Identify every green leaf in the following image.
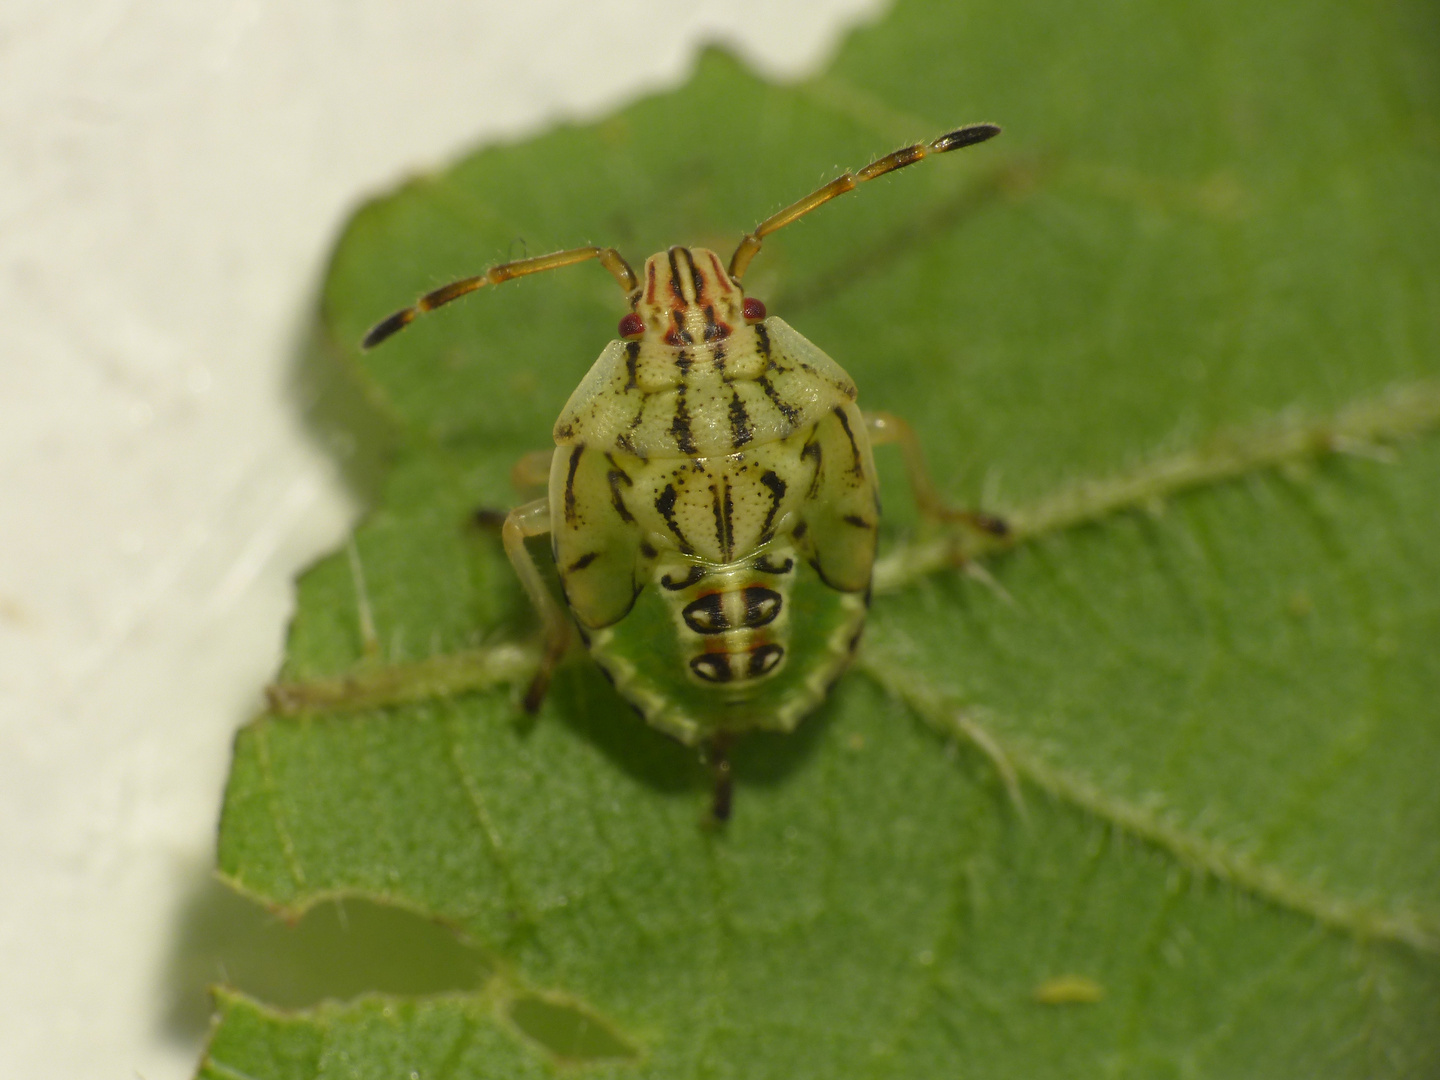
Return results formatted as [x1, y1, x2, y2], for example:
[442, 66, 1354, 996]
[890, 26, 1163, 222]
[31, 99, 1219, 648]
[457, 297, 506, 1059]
[204, 0, 1440, 1075]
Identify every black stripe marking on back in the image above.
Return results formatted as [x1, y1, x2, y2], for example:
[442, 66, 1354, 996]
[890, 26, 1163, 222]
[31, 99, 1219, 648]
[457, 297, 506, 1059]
[680, 247, 701, 295]
[563, 445, 584, 524]
[723, 480, 735, 557]
[623, 340, 640, 390]
[710, 479, 733, 561]
[667, 248, 685, 301]
[757, 374, 800, 426]
[728, 388, 753, 448]
[833, 406, 865, 476]
[670, 389, 697, 454]
[605, 455, 635, 523]
[661, 564, 705, 590]
[567, 552, 599, 572]
[755, 554, 793, 574]
[655, 483, 689, 548]
[672, 246, 701, 302]
[703, 304, 724, 342]
[801, 438, 822, 497]
[758, 469, 786, 539]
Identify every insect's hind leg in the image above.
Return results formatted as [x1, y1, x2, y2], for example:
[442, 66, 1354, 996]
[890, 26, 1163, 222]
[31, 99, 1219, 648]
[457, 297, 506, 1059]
[864, 411, 1008, 537]
[502, 498, 571, 712]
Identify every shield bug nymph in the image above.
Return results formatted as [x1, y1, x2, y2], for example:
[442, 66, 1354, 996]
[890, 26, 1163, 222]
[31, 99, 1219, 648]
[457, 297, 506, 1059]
[365, 123, 1008, 819]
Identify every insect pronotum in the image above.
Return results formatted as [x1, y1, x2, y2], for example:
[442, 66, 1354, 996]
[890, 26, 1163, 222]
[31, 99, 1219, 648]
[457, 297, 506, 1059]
[365, 123, 1007, 820]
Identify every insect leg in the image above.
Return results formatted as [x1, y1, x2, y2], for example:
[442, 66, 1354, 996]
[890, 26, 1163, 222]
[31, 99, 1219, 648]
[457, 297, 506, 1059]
[728, 123, 1001, 280]
[864, 411, 1008, 536]
[502, 498, 571, 712]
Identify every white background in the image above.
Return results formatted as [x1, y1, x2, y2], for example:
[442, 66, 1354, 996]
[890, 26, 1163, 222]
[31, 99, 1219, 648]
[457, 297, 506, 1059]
[0, 3, 881, 1077]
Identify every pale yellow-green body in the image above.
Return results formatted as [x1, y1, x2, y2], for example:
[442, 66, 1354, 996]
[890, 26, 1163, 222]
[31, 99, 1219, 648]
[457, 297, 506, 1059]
[550, 317, 877, 619]
[542, 248, 881, 744]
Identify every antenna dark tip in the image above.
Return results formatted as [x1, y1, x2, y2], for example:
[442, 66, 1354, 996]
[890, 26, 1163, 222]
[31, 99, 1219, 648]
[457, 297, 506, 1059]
[361, 308, 414, 350]
[933, 123, 1002, 153]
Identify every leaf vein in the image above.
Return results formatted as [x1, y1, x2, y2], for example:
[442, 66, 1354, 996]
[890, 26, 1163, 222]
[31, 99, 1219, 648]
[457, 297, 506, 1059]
[873, 379, 1440, 592]
[442, 707, 534, 928]
[860, 659, 1440, 955]
[254, 719, 306, 890]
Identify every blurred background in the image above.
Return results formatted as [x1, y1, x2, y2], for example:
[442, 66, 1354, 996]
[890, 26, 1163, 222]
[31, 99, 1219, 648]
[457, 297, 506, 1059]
[0, 3, 883, 1077]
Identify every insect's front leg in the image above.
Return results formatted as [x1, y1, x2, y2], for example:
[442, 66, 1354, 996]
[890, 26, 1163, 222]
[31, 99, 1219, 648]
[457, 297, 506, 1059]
[502, 498, 571, 712]
[863, 411, 1008, 537]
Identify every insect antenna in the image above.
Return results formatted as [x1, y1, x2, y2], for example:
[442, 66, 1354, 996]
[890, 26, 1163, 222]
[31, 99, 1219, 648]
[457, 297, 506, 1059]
[363, 245, 639, 349]
[728, 123, 1001, 282]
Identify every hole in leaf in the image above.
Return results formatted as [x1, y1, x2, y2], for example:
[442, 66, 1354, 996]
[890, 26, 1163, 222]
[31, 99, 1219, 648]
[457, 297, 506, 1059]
[507, 992, 639, 1063]
[165, 879, 489, 1041]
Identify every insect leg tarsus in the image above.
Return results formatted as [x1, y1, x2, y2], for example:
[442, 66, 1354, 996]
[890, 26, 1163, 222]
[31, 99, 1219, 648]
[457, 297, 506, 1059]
[501, 498, 570, 712]
[864, 410, 1009, 537]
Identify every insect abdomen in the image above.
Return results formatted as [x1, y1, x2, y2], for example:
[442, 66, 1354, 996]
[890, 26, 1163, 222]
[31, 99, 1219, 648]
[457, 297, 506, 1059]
[585, 544, 866, 745]
[663, 561, 792, 689]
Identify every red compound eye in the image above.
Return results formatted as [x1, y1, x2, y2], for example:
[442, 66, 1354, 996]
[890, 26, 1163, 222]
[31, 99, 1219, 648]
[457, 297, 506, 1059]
[618, 312, 645, 338]
[741, 297, 766, 322]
